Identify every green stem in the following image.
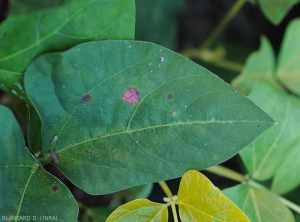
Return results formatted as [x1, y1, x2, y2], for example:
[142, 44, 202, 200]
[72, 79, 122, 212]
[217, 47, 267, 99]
[180, 48, 244, 72]
[207, 166, 300, 214]
[159, 181, 179, 221]
[205, 165, 245, 182]
[200, 0, 247, 49]
[279, 197, 300, 214]
[171, 202, 179, 222]
[158, 181, 173, 199]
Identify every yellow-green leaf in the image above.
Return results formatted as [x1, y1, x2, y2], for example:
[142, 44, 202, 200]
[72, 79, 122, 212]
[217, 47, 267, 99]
[106, 199, 168, 222]
[177, 170, 250, 222]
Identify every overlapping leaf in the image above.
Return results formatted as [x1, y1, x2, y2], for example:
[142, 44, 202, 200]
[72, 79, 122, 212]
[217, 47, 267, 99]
[106, 199, 168, 222]
[0, 0, 135, 100]
[223, 184, 295, 222]
[231, 36, 282, 95]
[239, 82, 300, 194]
[257, 0, 300, 25]
[0, 105, 78, 220]
[135, 0, 183, 49]
[177, 170, 250, 221]
[25, 40, 274, 194]
[277, 18, 300, 96]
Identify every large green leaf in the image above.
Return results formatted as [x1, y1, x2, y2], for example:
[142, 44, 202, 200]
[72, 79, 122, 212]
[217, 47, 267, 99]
[0, 105, 78, 220]
[257, 0, 300, 25]
[135, 0, 183, 49]
[223, 184, 295, 222]
[277, 18, 300, 96]
[24, 40, 274, 194]
[0, 0, 135, 100]
[177, 170, 250, 221]
[231, 36, 282, 95]
[240, 82, 300, 187]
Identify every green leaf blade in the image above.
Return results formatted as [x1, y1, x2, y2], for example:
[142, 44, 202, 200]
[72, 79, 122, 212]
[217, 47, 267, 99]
[277, 18, 300, 96]
[231, 36, 282, 95]
[177, 170, 250, 222]
[0, 105, 78, 220]
[257, 0, 300, 25]
[223, 184, 295, 222]
[25, 40, 275, 194]
[0, 0, 135, 99]
[240, 82, 300, 182]
[106, 199, 168, 222]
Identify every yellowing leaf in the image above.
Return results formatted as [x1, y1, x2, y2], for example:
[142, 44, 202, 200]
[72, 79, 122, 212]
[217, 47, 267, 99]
[106, 199, 168, 222]
[177, 170, 250, 222]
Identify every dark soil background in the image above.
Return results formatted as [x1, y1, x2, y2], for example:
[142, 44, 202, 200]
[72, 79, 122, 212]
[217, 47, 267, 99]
[1, 0, 300, 221]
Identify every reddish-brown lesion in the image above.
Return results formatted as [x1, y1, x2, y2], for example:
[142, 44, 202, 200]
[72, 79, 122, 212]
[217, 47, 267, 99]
[122, 88, 140, 105]
[80, 94, 91, 103]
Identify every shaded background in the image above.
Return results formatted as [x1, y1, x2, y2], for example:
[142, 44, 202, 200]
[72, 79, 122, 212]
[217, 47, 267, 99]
[1, 0, 300, 221]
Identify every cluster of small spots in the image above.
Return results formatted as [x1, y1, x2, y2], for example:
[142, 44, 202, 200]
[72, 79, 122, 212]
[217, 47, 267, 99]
[84, 149, 100, 155]
[52, 185, 59, 192]
[167, 94, 173, 100]
[80, 94, 91, 103]
[122, 88, 140, 105]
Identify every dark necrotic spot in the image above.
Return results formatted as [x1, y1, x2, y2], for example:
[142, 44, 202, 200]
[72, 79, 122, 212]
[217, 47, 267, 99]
[122, 88, 140, 105]
[80, 94, 91, 103]
[257, 124, 260, 128]
[167, 94, 173, 100]
[52, 185, 58, 192]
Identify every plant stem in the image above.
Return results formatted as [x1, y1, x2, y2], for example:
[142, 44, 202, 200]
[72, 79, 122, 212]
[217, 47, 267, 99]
[171, 202, 179, 222]
[279, 197, 300, 214]
[180, 48, 244, 72]
[205, 165, 245, 182]
[159, 181, 179, 221]
[158, 181, 173, 199]
[201, 0, 247, 49]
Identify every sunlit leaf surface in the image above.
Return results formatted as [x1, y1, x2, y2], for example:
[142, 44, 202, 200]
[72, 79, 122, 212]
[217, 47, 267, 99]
[177, 170, 250, 221]
[106, 199, 168, 222]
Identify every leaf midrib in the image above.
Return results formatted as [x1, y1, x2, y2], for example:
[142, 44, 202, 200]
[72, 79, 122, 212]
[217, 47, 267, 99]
[58, 119, 273, 153]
